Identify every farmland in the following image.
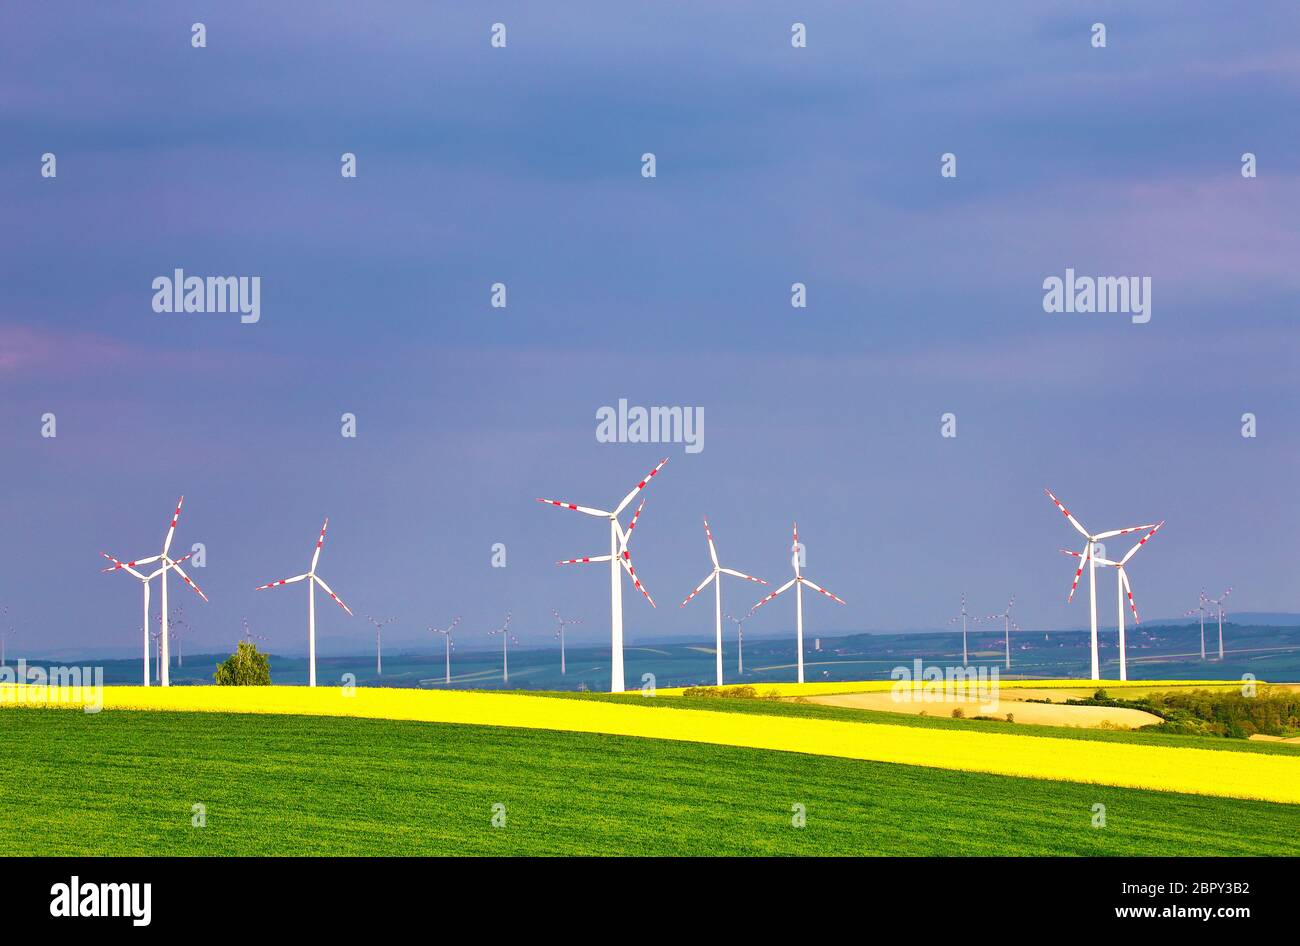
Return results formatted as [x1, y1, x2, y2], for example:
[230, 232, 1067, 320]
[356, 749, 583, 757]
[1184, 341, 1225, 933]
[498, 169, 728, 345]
[1, 708, 1297, 856]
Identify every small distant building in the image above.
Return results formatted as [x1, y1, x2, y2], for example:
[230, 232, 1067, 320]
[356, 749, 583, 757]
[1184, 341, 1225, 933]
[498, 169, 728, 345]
[814, 638, 821, 651]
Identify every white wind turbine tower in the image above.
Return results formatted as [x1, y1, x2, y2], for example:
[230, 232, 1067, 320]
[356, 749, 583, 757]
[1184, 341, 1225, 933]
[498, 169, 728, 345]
[949, 594, 981, 666]
[488, 612, 517, 683]
[552, 610, 582, 676]
[255, 518, 352, 687]
[751, 523, 844, 684]
[1061, 521, 1163, 681]
[367, 615, 395, 675]
[1184, 591, 1210, 660]
[1206, 587, 1233, 660]
[1045, 489, 1157, 681]
[102, 555, 181, 686]
[681, 518, 767, 686]
[429, 617, 460, 685]
[725, 612, 747, 675]
[101, 496, 208, 687]
[985, 596, 1017, 669]
[538, 458, 668, 693]
[0, 606, 14, 667]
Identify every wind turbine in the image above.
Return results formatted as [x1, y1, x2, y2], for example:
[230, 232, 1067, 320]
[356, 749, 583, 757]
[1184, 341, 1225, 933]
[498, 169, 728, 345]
[725, 612, 747, 675]
[488, 612, 517, 683]
[681, 518, 766, 686]
[254, 518, 352, 687]
[367, 616, 395, 675]
[1045, 489, 1157, 681]
[537, 458, 668, 693]
[1061, 521, 1163, 681]
[167, 604, 189, 667]
[1184, 591, 1210, 660]
[240, 618, 269, 646]
[751, 523, 844, 684]
[985, 595, 1017, 669]
[429, 617, 460, 685]
[949, 594, 981, 666]
[103, 554, 183, 686]
[0, 606, 13, 667]
[1206, 587, 1233, 660]
[101, 497, 208, 687]
[552, 610, 581, 676]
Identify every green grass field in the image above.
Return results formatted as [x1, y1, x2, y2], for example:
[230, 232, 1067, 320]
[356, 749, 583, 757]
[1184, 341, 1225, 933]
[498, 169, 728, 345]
[2, 708, 1297, 855]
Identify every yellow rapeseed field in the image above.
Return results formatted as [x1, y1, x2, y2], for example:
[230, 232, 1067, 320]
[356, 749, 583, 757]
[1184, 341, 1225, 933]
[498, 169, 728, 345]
[3, 682, 1297, 804]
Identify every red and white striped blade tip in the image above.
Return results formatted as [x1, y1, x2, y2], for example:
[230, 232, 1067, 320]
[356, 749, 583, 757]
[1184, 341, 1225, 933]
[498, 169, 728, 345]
[613, 458, 669, 516]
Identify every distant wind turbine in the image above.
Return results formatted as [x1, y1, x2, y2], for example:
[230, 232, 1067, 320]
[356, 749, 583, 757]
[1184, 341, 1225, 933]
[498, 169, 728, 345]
[367, 615, 396, 675]
[681, 518, 766, 686]
[101, 496, 208, 687]
[984, 595, 1017, 669]
[537, 458, 668, 693]
[1184, 592, 1210, 660]
[0, 606, 14, 667]
[429, 617, 460, 685]
[1062, 521, 1163, 681]
[1206, 587, 1233, 660]
[488, 612, 517, 683]
[950, 594, 981, 666]
[552, 610, 581, 676]
[751, 523, 845, 684]
[240, 618, 269, 645]
[725, 612, 747, 675]
[1045, 489, 1157, 681]
[255, 518, 352, 687]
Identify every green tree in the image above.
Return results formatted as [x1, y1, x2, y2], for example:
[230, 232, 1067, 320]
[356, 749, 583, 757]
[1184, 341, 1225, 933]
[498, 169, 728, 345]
[213, 640, 272, 686]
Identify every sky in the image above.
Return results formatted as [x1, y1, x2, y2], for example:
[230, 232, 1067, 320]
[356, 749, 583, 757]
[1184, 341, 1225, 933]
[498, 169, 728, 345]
[2, 3, 1298, 657]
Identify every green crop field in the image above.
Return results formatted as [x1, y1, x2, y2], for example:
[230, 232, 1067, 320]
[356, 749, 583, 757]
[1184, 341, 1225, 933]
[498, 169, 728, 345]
[1, 708, 1297, 855]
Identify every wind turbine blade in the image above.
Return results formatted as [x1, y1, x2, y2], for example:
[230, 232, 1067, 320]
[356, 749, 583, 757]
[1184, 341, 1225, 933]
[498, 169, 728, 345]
[1044, 489, 1091, 539]
[1119, 521, 1164, 565]
[313, 575, 353, 615]
[100, 553, 152, 578]
[311, 518, 329, 572]
[556, 555, 612, 565]
[102, 552, 160, 572]
[1121, 569, 1140, 624]
[703, 518, 719, 567]
[169, 561, 209, 603]
[163, 496, 185, 555]
[752, 578, 796, 612]
[680, 572, 716, 607]
[720, 567, 766, 584]
[255, 573, 310, 591]
[791, 522, 801, 577]
[619, 554, 655, 608]
[613, 457, 669, 517]
[536, 498, 610, 518]
[623, 499, 647, 548]
[800, 577, 846, 605]
[1067, 541, 1090, 602]
[1094, 523, 1159, 541]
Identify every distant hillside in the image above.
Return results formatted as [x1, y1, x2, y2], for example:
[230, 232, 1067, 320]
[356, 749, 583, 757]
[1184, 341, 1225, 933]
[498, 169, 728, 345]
[1144, 612, 1300, 629]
